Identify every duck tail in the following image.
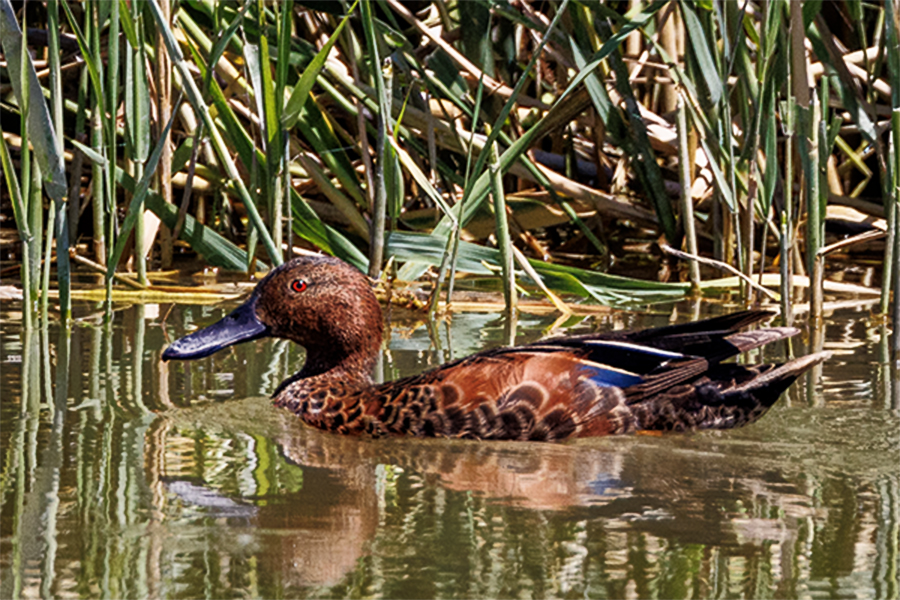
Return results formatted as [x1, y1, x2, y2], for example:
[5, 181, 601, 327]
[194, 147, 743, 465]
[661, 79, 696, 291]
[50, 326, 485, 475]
[730, 351, 832, 397]
[634, 351, 832, 432]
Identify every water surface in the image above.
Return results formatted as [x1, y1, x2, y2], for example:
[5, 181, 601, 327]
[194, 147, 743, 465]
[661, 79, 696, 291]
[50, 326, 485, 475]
[1, 301, 897, 599]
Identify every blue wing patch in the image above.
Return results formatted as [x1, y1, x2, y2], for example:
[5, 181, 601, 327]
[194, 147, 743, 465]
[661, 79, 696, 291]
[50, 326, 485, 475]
[581, 362, 645, 388]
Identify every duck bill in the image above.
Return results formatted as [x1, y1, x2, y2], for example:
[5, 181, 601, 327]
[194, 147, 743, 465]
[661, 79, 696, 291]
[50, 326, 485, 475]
[162, 300, 269, 361]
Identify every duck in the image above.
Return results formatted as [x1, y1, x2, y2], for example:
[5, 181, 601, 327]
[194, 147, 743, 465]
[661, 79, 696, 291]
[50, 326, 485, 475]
[162, 255, 830, 442]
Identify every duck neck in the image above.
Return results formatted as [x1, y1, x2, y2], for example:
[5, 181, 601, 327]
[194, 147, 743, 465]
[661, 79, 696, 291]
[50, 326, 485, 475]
[272, 337, 379, 402]
[297, 344, 377, 383]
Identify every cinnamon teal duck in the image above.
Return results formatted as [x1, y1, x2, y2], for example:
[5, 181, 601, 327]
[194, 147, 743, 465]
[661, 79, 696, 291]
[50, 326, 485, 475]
[162, 256, 830, 441]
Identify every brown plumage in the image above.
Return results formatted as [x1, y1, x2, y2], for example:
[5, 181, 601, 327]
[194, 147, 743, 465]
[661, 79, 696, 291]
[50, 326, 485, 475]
[162, 256, 830, 442]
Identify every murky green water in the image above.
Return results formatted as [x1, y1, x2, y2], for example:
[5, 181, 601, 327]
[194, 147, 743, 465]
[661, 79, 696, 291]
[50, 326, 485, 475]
[1, 300, 898, 599]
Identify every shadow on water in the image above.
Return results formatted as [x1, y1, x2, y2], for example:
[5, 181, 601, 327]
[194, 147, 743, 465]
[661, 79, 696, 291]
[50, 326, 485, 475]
[0, 301, 898, 599]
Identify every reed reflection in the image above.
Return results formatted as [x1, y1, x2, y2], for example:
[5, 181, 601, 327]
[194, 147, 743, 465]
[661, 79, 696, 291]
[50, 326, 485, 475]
[0, 305, 896, 599]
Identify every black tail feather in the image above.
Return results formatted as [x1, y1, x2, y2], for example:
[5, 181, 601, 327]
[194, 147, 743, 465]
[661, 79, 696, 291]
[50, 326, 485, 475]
[632, 351, 831, 432]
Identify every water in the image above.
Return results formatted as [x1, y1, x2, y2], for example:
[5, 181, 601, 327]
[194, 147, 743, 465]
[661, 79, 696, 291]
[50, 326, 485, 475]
[0, 300, 898, 599]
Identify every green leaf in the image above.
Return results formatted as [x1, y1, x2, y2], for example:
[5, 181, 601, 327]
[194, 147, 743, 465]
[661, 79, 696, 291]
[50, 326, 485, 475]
[118, 0, 138, 47]
[170, 136, 195, 173]
[0, 0, 66, 200]
[294, 95, 366, 206]
[134, 176, 266, 272]
[125, 14, 151, 162]
[387, 232, 691, 307]
[421, 0, 583, 249]
[289, 195, 369, 271]
[70, 139, 109, 167]
[257, 5, 278, 154]
[680, 0, 724, 106]
[205, 0, 254, 93]
[591, 13, 678, 243]
[275, 0, 294, 100]
[569, 10, 625, 144]
[557, 0, 667, 107]
[282, 0, 359, 129]
[0, 128, 30, 241]
[806, 18, 878, 142]
[645, 30, 737, 212]
[107, 107, 179, 279]
[388, 137, 455, 218]
[760, 96, 778, 215]
[59, 0, 106, 136]
[152, 0, 282, 265]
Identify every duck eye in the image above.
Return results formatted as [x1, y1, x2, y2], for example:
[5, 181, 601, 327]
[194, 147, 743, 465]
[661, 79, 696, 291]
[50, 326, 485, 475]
[291, 279, 308, 293]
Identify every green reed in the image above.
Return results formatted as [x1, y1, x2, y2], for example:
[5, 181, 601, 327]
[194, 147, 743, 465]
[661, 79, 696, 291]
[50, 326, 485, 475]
[886, 0, 900, 350]
[1, 1, 897, 323]
[361, 0, 389, 277]
[1, 0, 70, 325]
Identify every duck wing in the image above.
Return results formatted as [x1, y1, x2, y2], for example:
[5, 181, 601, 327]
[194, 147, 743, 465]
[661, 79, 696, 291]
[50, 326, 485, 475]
[539, 309, 778, 364]
[366, 348, 646, 440]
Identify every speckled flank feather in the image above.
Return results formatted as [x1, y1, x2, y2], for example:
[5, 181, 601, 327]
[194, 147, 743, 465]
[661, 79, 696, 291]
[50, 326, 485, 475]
[165, 256, 831, 442]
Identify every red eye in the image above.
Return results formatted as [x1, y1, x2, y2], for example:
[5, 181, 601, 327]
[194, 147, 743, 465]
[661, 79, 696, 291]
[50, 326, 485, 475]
[291, 279, 308, 293]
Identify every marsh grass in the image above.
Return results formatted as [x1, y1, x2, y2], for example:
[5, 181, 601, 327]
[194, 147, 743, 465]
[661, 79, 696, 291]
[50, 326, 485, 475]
[0, 0, 896, 324]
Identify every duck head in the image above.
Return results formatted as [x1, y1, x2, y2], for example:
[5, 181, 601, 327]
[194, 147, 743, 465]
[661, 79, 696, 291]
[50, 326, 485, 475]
[163, 256, 384, 377]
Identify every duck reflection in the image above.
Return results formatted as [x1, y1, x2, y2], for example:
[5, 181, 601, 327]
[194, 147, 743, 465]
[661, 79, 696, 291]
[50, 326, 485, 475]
[277, 423, 630, 510]
[154, 398, 629, 589]
[149, 394, 888, 594]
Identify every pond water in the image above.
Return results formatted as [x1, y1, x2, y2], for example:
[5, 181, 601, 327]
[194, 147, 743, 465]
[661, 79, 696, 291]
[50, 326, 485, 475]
[0, 299, 898, 599]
